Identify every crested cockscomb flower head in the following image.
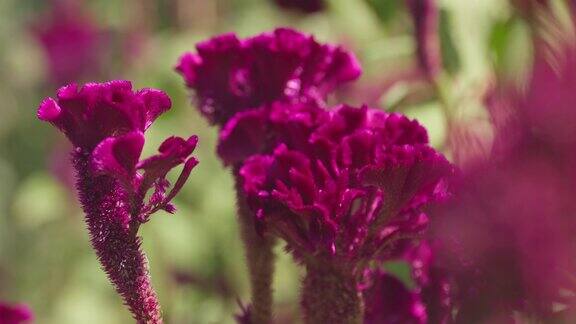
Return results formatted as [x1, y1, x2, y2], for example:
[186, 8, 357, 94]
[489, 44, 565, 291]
[0, 302, 33, 324]
[31, 0, 106, 84]
[176, 28, 361, 126]
[38, 80, 198, 323]
[240, 104, 453, 263]
[38, 80, 171, 150]
[405, 0, 442, 79]
[274, 0, 326, 13]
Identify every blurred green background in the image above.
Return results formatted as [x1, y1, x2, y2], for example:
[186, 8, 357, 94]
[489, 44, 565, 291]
[0, 0, 536, 322]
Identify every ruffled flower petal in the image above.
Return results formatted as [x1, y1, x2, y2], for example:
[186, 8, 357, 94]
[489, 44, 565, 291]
[91, 131, 145, 185]
[38, 80, 172, 150]
[176, 28, 361, 126]
[240, 104, 453, 262]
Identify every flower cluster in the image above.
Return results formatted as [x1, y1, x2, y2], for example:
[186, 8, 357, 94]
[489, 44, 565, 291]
[240, 104, 452, 263]
[176, 28, 361, 127]
[177, 27, 453, 323]
[38, 80, 198, 323]
[0, 302, 33, 324]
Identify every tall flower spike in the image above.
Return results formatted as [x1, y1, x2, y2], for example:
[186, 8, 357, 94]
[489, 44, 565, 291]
[0, 302, 33, 324]
[176, 27, 361, 126]
[38, 81, 198, 323]
[241, 104, 453, 323]
[405, 0, 442, 79]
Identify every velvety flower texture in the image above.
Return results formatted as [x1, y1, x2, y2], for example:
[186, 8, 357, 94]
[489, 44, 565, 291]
[32, 0, 106, 84]
[217, 101, 326, 165]
[38, 81, 198, 323]
[0, 303, 33, 324]
[241, 104, 452, 263]
[176, 28, 361, 126]
[274, 0, 325, 13]
[405, 0, 442, 78]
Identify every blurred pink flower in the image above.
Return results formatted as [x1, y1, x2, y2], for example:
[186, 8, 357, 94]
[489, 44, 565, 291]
[405, 0, 442, 79]
[32, 0, 107, 84]
[430, 41, 576, 322]
[0, 302, 33, 324]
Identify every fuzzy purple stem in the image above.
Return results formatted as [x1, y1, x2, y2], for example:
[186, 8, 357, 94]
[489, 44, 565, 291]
[74, 151, 162, 324]
[406, 0, 442, 79]
[234, 167, 275, 324]
[301, 260, 363, 324]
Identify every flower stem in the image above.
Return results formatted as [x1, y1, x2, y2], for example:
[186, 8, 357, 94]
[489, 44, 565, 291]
[234, 167, 275, 324]
[301, 261, 363, 324]
[74, 152, 163, 324]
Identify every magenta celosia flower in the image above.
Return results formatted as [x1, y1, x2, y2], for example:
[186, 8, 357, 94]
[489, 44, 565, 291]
[430, 40, 576, 322]
[38, 80, 198, 323]
[274, 0, 325, 13]
[241, 104, 452, 262]
[176, 28, 361, 126]
[176, 29, 360, 323]
[31, 0, 106, 84]
[217, 101, 326, 165]
[431, 159, 576, 322]
[240, 104, 452, 323]
[0, 302, 33, 324]
[405, 0, 442, 79]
